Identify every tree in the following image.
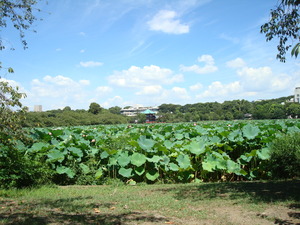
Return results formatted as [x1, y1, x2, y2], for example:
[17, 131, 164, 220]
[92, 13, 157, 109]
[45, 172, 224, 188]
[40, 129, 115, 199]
[0, 0, 41, 52]
[88, 102, 102, 114]
[1, 0, 41, 144]
[109, 106, 121, 114]
[0, 81, 27, 147]
[261, 0, 300, 62]
[0, 0, 47, 188]
[63, 106, 72, 111]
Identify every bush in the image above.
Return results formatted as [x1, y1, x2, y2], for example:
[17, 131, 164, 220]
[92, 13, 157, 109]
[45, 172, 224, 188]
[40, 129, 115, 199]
[0, 145, 53, 189]
[268, 132, 300, 179]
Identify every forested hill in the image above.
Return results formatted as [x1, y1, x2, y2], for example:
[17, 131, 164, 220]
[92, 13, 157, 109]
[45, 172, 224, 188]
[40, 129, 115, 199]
[23, 95, 300, 127]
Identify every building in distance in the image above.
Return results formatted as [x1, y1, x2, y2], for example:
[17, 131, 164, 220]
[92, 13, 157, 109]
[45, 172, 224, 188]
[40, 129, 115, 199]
[120, 106, 158, 116]
[294, 87, 300, 103]
[34, 105, 42, 112]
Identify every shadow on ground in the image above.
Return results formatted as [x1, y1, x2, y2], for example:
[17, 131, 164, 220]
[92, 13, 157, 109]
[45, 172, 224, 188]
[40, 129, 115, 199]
[0, 211, 167, 225]
[170, 179, 300, 203]
[0, 196, 167, 225]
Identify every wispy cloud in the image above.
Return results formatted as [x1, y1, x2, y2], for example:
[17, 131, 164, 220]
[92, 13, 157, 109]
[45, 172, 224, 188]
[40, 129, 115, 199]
[220, 33, 239, 44]
[79, 61, 103, 67]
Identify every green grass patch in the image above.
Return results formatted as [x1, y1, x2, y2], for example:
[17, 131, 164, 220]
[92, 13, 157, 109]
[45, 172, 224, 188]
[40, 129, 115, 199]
[0, 180, 299, 224]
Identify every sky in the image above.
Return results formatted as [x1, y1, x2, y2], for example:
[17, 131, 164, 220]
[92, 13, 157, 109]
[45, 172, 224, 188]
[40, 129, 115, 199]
[1, 0, 300, 111]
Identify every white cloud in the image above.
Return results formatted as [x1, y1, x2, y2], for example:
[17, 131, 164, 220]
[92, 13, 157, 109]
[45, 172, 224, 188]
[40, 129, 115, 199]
[136, 85, 163, 95]
[80, 49, 85, 53]
[190, 83, 203, 91]
[108, 65, 183, 88]
[237, 66, 273, 91]
[79, 80, 90, 85]
[96, 86, 112, 94]
[0, 78, 23, 90]
[30, 75, 89, 102]
[197, 81, 242, 99]
[171, 87, 190, 100]
[147, 10, 189, 34]
[226, 58, 246, 68]
[79, 61, 103, 67]
[142, 86, 191, 106]
[180, 54, 218, 74]
[101, 96, 123, 108]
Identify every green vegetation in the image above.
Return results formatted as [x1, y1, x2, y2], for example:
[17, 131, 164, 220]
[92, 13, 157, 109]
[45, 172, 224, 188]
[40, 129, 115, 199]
[1, 120, 300, 188]
[23, 107, 128, 127]
[261, 0, 300, 62]
[0, 180, 299, 224]
[157, 96, 299, 123]
[22, 96, 300, 127]
[269, 132, 300, 178]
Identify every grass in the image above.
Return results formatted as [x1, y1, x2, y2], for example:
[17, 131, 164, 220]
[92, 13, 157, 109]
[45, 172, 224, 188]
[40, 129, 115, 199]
[0, 180, 299, 225]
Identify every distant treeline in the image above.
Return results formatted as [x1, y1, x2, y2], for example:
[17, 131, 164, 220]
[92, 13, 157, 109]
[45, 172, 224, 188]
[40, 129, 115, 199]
[157, 96, 300, 123]
[23, 96, 300, 127]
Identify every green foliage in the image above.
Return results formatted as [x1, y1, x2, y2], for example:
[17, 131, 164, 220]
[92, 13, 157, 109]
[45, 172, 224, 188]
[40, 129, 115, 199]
[88, 102, 102, 114]
[0, 80, 52, 190]
[0, 0, 41, 51]
[8, 120, 299, 186]
[157, 97, 295, 123]
[261, 0, 300, 62]
[0, 81, 28, 147]
[0, 143, 53, 189]
[23, 109, 128, 127]
[268, 132, 300, 178]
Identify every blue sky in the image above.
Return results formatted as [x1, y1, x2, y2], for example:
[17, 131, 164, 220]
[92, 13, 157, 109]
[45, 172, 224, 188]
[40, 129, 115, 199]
[1, 0, 299, 111]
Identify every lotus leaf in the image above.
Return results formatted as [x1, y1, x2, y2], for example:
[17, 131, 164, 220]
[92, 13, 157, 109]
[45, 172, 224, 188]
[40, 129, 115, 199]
[131, 152, 147, 167]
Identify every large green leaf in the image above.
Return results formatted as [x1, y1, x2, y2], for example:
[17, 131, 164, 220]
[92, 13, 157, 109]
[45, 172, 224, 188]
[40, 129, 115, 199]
[256, 147, 270, 160]
[56, 166, 75, 178]
[131, 152, 147, 167]
[135, 166, 145, 176]
[146, 170, 159, 181]
[169, 163, 179, 171]
[174, 133, 184, 140]
[79, 163, 90, 174]
[138, 136, 155, 151]
[188, 139, 206, 155]
[108, 157, 118, 166]
[226, 160, 241, 174]
[118, 168, 133, 178]
[48, 129, 64, 137]
[242, 124, 260, 139]
[100, 151, 109, 159]
[68, 147, 83, 158]
[47, 149, 65, 162]
[28, 142, 50, 153]
[117, 151, 131, 167]
[176, 154, 191, 169]
[95, 168, 103, 179]
[147, 155, 161, 163]
[209, 135, 221, 144]
[160, 155, 170, 165]
[164, 140, 174, 149]
[202, 161, 214, 172]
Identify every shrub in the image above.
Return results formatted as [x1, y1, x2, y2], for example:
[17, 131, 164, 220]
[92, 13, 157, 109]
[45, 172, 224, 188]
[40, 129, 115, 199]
[268, 132, 300, 179]
[0, 145, 53, 189]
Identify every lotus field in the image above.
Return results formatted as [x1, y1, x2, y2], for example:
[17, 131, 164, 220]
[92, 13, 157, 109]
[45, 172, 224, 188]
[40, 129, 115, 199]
[22, 120, 300, 184]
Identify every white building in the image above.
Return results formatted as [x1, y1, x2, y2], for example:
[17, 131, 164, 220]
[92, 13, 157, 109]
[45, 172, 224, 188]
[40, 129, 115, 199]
[34, 105, 42, 112]
[120, 106, 159, 116]
[295, 87, 300, 103]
